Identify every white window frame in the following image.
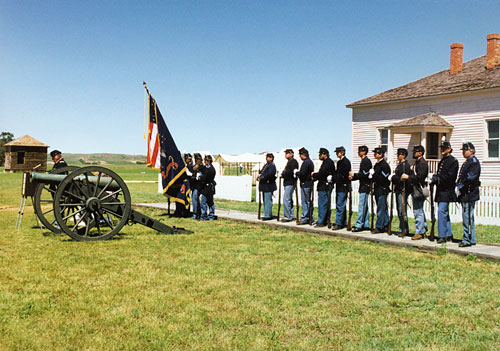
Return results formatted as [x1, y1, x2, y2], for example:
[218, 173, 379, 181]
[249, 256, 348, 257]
[485, 118, 500, 161]
[379, 128, 389, 150]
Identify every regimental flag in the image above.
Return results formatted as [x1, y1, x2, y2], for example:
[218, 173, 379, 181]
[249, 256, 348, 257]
[146, 93, 190, 208]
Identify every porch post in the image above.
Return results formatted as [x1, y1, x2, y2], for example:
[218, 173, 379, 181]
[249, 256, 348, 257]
[388, 129, 394, 168]
[421, 130, 426, 151]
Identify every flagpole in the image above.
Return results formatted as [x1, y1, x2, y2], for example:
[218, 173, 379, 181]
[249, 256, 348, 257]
[143, 81, 149, 140]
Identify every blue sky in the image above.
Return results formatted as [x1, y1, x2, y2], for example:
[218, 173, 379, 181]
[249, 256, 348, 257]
[1, 0, 499, 157]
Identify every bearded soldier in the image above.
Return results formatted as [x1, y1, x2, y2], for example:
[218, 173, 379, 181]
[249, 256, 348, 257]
[258, 153, 277, 220]
[456, 142, 481, 247]
[349, 145, 372, 232]
[431, 140, 459, 244]
[404, 145, 429, 240]
[50, 150, 68, 170]
[297, 147, 314, 225]
[371, 147, 391, 233]
[280, 149, 299, 222]
[332, 146, 350, 230]
[391, 148, 414, 237]
[311, 148, 335, 227]
[199, 155, 216, 220]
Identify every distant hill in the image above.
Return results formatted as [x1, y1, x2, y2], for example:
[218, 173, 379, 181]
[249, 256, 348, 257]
[48, 153, 147, 165]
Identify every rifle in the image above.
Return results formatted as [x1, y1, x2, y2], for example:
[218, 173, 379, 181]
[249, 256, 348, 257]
[326, 182, 334, 228]
[309, 186, 314, 225]
[277, 176, 282, 221]
[370, 181, 375, 232]
[400, 180, 407, 237]
[257, 181, 262, 220]
[388, 183, 394, 235]
[347, 183, 353, 231]
[429, 182, 435, 241]
[295, 179, 300, 224]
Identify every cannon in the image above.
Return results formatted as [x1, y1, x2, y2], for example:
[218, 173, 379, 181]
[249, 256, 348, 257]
[21, 165, 191, 241]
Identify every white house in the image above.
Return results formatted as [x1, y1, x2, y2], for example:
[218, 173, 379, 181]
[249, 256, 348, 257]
[347, 33, 500, 185]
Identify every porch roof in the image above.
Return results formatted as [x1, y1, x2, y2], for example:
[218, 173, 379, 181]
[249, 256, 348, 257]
[387, 112, 453, 133]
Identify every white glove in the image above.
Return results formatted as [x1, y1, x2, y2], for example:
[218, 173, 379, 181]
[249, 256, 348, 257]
[455, 187, 461, 198]
[369, 169, 375, 176]
[279, 171, 283, 177]
[186, 169, 192, 177]
[293, 169, 299, 177]
[196, 173, 201, 180]
[327, 175, 333, 182]
[427, 173, 433, 183]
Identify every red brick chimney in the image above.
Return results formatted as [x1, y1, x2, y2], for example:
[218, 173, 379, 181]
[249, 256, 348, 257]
[486, 33, 500, 69]
[449, 43, 464, 75]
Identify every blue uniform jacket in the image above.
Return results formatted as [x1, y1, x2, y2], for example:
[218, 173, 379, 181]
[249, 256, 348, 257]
[298, 157, 314, 188]
[351, 156, 372, 193]
[313, 157, 336, 191]
[258, 161, 277, 192]
[457, 156, 481, 202]
[433, 154, 459, 203]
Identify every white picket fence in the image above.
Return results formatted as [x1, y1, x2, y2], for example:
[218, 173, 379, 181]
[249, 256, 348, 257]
[274, 182, 500, 226]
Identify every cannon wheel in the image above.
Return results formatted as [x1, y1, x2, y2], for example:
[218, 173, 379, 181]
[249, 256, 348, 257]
[33, 166, 80, 233]
[53, 166, 132, 241]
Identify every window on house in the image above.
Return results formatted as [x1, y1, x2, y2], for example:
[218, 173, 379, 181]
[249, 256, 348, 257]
[17, 152, 25, 164]
[426, 132, 439, 159]
[380, 129, 388, 150]
[487, 120, 499, 158]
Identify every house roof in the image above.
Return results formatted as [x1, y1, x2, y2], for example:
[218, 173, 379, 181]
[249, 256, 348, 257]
[4, 135, 49, 147]
[347, 55, 500, 107]
[388, 112, 453, 129]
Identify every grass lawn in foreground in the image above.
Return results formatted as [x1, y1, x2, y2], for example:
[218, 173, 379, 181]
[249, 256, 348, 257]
[1, 167, 500, 350]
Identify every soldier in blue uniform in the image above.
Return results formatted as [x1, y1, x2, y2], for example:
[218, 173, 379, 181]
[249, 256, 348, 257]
[297, 147, 314, 225]
[391, 148, 414, 237]
[280, 149, 299, 222]
[50, 150, 68, 170]
[431, 140, 459, 244]
[371, 147, 391, 233]
[199, 155, 216, 220]
[405, 145, 429, 240]
[349, 145, 372, 232]
[456, 142, 481, 247]
[332, 146, 351, 230]
[312, 148, 335, 227]
[258, 153, 277, 220]
[189, 153, 203, 219]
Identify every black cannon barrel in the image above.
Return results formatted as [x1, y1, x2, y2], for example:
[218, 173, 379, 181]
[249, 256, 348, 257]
[31, 172, 120, 190]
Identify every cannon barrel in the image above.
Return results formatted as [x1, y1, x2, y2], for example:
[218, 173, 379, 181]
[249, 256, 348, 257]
[31, 171, 120, 190]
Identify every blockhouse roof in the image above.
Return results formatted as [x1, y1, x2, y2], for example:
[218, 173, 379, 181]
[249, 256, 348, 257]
[4, 135, 49, 147]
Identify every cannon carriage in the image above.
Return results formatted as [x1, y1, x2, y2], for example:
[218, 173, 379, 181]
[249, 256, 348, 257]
[22, 166, 190, 241]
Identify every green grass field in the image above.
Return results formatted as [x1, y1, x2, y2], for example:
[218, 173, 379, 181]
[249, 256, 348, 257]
[1, 164, 500, 350]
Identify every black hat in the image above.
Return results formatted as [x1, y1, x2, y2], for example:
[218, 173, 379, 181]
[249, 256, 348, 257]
[50, 150, 62, 158]
[358, 145, 368, 153]
[397, 148, 408, 157]
[284, 148, 294, 154]
[373, 146, 386, 154]
[335, 146, 346, 153]
[184, 153, 192, 159]
[194, 153, 202, 160]
[440, 140, 452, 150]
[298, 147, 309, 156]
[266, 153, 274, 159]
[318, 148, 329, 156]
[412, 145, 425, 154]
[204, 155, 213, 162]
[461, 142, 475, 151]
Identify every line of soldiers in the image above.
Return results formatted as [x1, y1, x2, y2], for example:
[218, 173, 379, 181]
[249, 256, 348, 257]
[257, 140, 481, 247]
[181, 153, 217, 221]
